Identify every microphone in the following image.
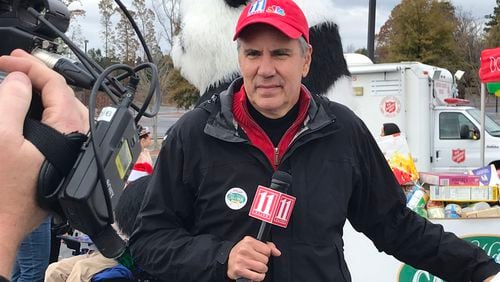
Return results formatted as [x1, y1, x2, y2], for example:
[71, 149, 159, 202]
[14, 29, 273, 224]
[255, 171, 292, 241]
[237, 171, 293, 282]
[31, 48, 96, 89]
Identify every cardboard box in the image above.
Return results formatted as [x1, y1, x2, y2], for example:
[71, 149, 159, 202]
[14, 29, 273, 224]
[429, 185, 499, 202]
[462, 206, 500, 218]
[419, 172, 480, 186]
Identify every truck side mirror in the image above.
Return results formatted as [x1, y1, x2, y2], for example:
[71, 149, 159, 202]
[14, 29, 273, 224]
[472, 129, 480, 140]
[459, 125, 479, 140]
[460, 124, 471, 139]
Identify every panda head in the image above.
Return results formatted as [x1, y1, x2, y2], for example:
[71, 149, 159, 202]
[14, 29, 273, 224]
[172, 0, 352, 108]
[171, 0, 245, 94]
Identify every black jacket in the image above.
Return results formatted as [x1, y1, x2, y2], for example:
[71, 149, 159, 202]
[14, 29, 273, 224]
[129, 78, 500, 281]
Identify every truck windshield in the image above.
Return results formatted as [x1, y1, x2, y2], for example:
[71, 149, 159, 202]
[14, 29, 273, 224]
[467, 109, 500, 137]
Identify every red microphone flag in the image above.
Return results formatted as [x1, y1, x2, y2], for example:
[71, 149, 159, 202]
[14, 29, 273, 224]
[249, 185, 296, 228]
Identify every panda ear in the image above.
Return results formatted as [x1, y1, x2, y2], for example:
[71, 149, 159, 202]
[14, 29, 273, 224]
[224, 0, 249, 8]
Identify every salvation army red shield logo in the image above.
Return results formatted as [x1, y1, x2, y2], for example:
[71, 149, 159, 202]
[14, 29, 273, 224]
[380, 96, 401, 118]
[385, 101, 396, 113]
[452, 149, 466, 164]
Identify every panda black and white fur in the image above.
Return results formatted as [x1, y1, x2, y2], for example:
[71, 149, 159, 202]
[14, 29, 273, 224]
[171, 0, 353, 108]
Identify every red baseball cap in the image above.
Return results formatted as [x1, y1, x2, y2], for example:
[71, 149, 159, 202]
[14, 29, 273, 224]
[233, 0, 309, 43]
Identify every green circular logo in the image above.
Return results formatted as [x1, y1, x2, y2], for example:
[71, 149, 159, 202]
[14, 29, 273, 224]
[225, 188, 248, 210]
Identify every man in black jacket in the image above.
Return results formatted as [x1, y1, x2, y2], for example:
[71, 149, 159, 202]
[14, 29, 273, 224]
[129, 0, 500, 281]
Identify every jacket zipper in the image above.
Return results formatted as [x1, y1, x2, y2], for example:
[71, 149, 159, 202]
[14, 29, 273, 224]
[274, 147, 280, 166]
[233, 93, 334, 170]
[241, 105, 279, 169]
[273, 103, 311, 169]
[278, 119, 336, 169]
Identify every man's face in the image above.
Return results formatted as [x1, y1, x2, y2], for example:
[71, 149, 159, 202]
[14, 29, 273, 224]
[238, 24, 312, 118]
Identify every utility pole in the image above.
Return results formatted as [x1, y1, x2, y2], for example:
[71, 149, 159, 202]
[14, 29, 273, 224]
[84, 39, 89, 54]
[367, 0, 376, 61]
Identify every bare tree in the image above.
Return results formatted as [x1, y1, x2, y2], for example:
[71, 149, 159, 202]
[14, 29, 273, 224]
[344, 44, 356, 53]
[133, 0, 162, 60]
[60, 0, 86, 56]
[151, 0, 181, 50]
[454, 8, 485, 97]
[62, 0, 86, 18]
[150, 0, 200, 109]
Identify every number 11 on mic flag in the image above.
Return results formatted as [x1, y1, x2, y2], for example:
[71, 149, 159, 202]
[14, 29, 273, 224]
[249, 185, 296, 228]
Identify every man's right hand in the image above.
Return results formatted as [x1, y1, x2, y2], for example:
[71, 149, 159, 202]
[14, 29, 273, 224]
[227, 236, 281, 281]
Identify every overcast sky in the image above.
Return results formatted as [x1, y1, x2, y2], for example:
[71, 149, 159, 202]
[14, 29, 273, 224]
[74, 0, 497, 53]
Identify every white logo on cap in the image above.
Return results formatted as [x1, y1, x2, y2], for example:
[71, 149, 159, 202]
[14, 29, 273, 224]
[248, 0, 267, 15]
[225, 188, 248, 210]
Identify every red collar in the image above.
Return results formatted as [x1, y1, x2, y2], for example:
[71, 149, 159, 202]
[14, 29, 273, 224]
[232, 84, 311, 169]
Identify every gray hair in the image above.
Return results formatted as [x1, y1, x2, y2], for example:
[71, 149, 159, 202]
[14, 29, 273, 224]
[236, 36, 310, 56]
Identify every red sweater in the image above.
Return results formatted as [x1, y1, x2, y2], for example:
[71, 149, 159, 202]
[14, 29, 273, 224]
[232, 85, 310, 170]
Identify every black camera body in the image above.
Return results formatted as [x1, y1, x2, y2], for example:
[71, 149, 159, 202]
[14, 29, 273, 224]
[0, 0, 70, 119]
[0, 0, 145, 259]
[0, 0, 69, 54]
[59, 105, 140, 258]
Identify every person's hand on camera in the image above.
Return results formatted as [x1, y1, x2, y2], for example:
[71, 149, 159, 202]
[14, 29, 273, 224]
[485, 272, 500, 282]
[227, 236, 281, 281]
[0, 49, 88, 277]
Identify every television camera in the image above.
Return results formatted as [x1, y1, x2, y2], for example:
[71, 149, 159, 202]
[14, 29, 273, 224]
[0, 0, 160, 262]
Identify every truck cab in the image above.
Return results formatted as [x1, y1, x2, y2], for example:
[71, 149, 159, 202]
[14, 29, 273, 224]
[433, 105, 500, 172]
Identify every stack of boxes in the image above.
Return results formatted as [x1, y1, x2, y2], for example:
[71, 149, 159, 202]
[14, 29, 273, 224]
[406, 170, 500, 219]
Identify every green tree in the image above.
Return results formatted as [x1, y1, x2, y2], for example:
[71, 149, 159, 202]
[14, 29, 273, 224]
[88, 48, 103, 63]
[376, 0, 459, 70]
[153, 56, 198, 109]
[375, 16, 393, 62]
[162, 56, 200, 109]
[354, 48, 368, 56]
[484, 0, 500, 48]
[87, 48, 118, 68]
[167, 67, 199, 109]
[58, 0, 86, 57]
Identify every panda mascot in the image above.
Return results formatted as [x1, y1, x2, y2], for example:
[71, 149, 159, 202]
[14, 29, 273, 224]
[171, 0, 354, 108]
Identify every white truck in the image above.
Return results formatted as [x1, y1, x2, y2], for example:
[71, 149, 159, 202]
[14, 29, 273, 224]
[340, 54, 500, 172]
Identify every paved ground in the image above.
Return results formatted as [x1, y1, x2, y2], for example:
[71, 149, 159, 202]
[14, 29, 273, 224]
[139, 106, 187, 146]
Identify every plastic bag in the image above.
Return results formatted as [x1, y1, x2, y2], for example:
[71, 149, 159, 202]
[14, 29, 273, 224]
[377, 133, 419, 185]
